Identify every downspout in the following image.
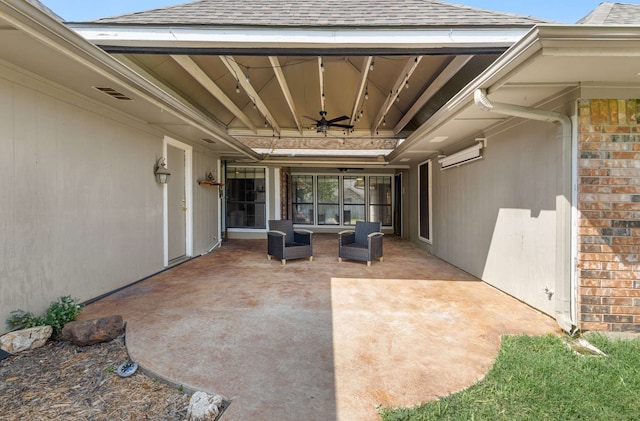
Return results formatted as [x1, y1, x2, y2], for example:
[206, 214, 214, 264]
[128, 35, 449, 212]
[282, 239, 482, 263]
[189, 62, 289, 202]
[474, 89, 576, 333]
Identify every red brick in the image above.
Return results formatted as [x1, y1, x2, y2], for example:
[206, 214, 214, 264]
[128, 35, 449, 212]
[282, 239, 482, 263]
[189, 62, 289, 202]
[611, 152, 640, 160]
[578, 227, 602, 236]
[579, 279, 602, 287]
[580, 322, 609, 331]
[580, 261, 603, 270]
[600, 178, 632, 186]
[580, 295, 603, 305]
[611, 306, 640, 315]
[602, 297, 633, 305]
[601, 280, 633, 288]
[609, 99, 619, 124]
[603, 126, 631, 134]
[578, 219, 610, 228]
[581, 287, 612, 296]
[610, 289, 640, 297]
[579, 168, 610, 177]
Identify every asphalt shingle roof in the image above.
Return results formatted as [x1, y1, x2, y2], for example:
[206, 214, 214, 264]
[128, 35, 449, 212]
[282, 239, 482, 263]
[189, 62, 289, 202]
[89, 0, 551, 27]
[578, 2, 640, 24]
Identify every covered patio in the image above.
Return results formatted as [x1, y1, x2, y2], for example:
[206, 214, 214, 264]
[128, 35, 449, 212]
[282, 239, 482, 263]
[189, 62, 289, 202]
[80, 235, 558, 420]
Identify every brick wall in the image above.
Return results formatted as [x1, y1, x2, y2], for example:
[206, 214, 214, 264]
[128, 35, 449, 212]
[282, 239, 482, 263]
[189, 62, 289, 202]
[578, 99, 640, 332]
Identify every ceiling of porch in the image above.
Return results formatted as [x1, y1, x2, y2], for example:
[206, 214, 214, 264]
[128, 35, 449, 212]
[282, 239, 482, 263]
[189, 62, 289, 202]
[65, 0, 553, 166]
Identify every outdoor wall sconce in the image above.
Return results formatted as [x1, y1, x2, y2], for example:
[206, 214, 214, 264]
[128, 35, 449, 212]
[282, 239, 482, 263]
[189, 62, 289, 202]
[154, 157, 171, 184]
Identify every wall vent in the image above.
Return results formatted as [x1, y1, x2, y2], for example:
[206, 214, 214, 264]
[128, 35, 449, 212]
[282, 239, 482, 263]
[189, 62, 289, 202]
[201, 138, 216, 144]
[93, 86, 133, 101]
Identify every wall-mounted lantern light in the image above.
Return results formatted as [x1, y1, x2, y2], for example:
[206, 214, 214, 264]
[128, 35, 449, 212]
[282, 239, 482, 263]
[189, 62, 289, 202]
[154, 157, 171, 184]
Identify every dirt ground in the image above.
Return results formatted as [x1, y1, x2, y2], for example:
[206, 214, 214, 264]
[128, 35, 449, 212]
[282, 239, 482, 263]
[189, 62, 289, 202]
[0, 336, 189, 420]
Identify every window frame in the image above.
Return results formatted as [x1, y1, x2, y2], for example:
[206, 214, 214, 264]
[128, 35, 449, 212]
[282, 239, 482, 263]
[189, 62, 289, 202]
[225, 166, 268, 231]
[418, 159, 433, 243]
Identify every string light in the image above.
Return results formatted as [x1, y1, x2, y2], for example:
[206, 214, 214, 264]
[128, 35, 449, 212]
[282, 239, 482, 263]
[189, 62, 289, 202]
[235, 82, 240, 94]
[320, 58, 325, 72]
[245, 68, 250, 83]
[370, 60, 375, 72]
[365, 84, 369, 100]
[405, 79, 409, 89]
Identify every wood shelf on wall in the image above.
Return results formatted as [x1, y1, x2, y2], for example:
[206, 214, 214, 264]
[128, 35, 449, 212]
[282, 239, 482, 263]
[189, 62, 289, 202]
[198, 180, 225, 186]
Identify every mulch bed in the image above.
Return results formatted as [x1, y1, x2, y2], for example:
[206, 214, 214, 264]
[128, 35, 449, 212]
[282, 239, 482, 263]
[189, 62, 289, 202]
[0, 335, 189, 420]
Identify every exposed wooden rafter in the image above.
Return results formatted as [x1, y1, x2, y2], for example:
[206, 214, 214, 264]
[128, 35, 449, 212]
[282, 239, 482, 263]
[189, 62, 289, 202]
[394, 55, 473, 134]
[371, 56, 423, 135]
[268, 56, 302, 134]
[171, 55, 257, 133]
[318, 56, 325, 112]
[222, 56, 281, 134]
[350, 56, 373, 126]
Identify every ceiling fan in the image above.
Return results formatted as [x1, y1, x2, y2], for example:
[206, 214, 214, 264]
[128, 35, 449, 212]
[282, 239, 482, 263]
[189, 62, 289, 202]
[304, 111, 353, 134]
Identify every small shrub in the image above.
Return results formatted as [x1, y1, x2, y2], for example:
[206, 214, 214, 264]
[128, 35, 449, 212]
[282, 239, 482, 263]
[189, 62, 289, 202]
[44, 295, 83, 336]
[6, 310, 46, 330]
[5, 295, 83, 336]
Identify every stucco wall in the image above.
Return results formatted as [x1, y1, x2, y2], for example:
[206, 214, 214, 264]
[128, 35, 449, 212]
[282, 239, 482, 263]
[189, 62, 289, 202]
[0, 63, 218, 333]
[424, 120, 563, 316]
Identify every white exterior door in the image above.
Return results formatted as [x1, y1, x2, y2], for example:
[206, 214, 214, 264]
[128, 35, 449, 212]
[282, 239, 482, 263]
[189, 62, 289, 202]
[167, 144, 186, 261]
[163, 137, 193, 266]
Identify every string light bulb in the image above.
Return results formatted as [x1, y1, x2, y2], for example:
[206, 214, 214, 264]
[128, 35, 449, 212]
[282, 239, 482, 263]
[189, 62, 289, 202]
[320, 58, 325, 72]
[370, 60, 375, 72]
[365, 85, 369, 100]
[235, 82, 240, 94]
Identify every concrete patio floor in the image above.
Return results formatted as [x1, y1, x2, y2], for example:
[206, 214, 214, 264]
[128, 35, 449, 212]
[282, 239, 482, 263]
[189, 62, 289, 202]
[80, 234, 559, 420]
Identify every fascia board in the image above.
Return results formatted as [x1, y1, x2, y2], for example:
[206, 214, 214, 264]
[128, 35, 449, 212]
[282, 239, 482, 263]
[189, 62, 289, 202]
[70, 24, 529, 50]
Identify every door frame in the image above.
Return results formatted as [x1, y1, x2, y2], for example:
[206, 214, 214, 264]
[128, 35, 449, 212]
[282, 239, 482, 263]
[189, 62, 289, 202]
[163, 136, 193, 266]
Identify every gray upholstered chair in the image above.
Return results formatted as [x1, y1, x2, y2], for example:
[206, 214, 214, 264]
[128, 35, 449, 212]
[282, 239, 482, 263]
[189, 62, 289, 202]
[267, 220, 313, 265]
[338, 221, 384, 266]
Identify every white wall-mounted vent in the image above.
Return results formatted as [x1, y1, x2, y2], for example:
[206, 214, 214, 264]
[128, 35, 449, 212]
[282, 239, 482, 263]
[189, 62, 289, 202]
[438, 142, 483, 170]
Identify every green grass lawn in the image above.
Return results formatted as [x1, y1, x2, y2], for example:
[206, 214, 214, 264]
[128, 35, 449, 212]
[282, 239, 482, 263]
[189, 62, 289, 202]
[380, 334, 640, 420]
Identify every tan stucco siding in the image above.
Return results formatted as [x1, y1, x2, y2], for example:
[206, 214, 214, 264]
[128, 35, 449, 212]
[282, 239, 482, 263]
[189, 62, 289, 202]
[427, 120, 562, 316]
[0, 63, 218, 333]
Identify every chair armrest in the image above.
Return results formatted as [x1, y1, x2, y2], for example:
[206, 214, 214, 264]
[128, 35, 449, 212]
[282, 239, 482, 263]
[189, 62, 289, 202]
[294, 229, 314, 235]
[338, 230, 355, 236]
[368, 232, 384, 238]
[267, 230, 286, 237]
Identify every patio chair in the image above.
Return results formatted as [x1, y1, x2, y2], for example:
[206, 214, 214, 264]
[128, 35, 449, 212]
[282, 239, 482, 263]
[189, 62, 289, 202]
[267, 220, 313, 265]
[338, 221, 384, 266]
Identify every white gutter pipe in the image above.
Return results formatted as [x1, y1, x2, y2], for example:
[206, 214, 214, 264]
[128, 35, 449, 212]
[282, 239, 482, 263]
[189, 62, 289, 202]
[474, 89, 575, 333]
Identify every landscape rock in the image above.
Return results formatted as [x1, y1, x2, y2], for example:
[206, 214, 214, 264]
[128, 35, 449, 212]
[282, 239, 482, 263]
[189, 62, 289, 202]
[60, 315, 124, 346]
[0, 325, 53, 354]
[187, 391, 224, 421]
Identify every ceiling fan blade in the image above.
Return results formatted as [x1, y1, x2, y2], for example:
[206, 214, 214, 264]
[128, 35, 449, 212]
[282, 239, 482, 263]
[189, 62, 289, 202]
[303, 115, 320, 122]
[327, 115, 350, 124]
[330, 123, 354, 129]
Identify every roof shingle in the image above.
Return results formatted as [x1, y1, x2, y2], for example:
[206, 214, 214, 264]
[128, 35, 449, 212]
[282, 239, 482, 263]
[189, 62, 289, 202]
[88, 0, 551, 27]
[577, 2, 640, 25]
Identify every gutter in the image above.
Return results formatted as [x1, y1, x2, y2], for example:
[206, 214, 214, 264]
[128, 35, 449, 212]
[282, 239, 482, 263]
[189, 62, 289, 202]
[474, 89, 575, 333]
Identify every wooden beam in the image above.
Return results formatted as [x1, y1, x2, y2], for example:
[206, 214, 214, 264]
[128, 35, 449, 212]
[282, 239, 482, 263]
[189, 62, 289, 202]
[171, 55, 257, 133]
[221, 56, 281, 134]
[318, 56, 325, 112]
[371, 56, 422, 135]
[350, 56, 373, 126]
[394, 55, 473, 134]
[268, 56, 302, 134]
